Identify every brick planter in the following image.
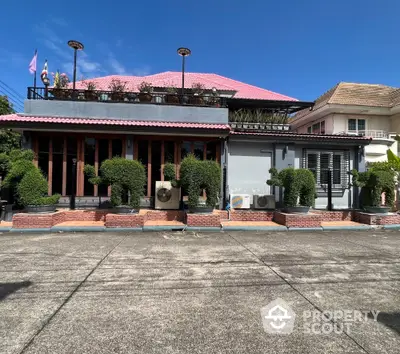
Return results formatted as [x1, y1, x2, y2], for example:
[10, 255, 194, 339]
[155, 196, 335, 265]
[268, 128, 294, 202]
[64, 210, 107, 222]
[274, 211, 322, 228]
[354, 211, 400, 225]
[312, 210, 353, 221]
[229, 210, 274, 221]
[105, 213, 144, 228]
[185, 211, 221, 227]
[12, 211, 65, 229]
[145, 210, 184, 222]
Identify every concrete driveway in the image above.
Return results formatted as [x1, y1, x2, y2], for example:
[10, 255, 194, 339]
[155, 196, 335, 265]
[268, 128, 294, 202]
[0, 230, 399, 354]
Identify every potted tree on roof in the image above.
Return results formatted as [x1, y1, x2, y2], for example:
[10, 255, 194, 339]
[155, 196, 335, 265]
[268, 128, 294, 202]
[108, 79, 127, 101]
[165, 85, 179, 104]
[267, 167, 316, 213]
[190, 82, 205, 105]
[138, 81, 153, 102]
[50, 71, 70, 99]
[83, 80, 98, 101]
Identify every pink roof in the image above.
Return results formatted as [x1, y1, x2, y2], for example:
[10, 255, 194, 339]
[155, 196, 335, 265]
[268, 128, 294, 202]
[75, 71, 297, 101]
[0, 114, 230, 130]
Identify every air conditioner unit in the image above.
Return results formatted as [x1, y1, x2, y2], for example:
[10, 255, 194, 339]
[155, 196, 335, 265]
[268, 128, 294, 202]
[253, 195, 275, 210]
[230, 194, 251, 209]
[155, 181, 180, 210]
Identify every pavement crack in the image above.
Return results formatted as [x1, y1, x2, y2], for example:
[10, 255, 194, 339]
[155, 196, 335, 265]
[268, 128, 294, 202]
[226, 232, 372, 354]
[19, 235, 128, 354]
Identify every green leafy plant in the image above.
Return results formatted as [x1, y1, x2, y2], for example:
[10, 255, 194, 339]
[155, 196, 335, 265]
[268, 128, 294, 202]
[85, 157, 146, 208]
[108, 79, 127, 93]
[84, 80, 97, 91]
[351, 169, 395, 208]
[2, 149, 60, 207]
[267, 167, 316, 207]
[179, 154, 221, 209]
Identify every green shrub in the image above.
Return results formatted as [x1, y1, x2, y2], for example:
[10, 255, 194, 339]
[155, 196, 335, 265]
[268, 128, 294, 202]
[2, 149, 59, 207]
[85, 157, 146, 208]
[180, 154, 221, 209]
[163, 163, 176, 182]
[351, 169, 395, 208]
[267, 167, 316, 207]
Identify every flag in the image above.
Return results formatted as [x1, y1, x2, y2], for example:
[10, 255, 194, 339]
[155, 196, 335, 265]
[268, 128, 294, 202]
[29, 50, 37, 74]
[40, 60, 48, 83]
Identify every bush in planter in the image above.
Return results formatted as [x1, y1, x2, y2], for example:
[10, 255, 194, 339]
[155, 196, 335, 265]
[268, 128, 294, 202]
[85, 157, 146, 209]
[267, 167, 316, 209]
[3, 149, 60, 208]
[351, 169, 395, 209]
[179, 154, 221, 210]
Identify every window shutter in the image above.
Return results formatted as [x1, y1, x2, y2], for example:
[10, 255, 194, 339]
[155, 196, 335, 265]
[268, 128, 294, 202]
[341, 151, 350, 188]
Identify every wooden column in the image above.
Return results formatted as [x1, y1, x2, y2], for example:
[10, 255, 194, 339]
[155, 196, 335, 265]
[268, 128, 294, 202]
[48, 139, 53, 195]
[94, 139, 99, 197]
[79, 139, 85, 196]
[121, 137, 126, 158]
[62, 137, 67, 196]
[33, 137, 38, 167]
[175, 141, 181, 179]
[216, 141, 221, 164]
[147, 141, 152, 197]
[76, 139, 81, 197]
[191, 142, 194, 154]
[108, 139, 112, 197]
[203, 143, 207, 199]
[133, 139, 138, 160]
[161, 141, 165, 182]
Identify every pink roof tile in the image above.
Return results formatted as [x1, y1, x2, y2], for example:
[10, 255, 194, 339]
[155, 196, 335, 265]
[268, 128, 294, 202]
[75, 71, 297, 101]
[0, 114, 230, 130]
[230, 131, 372, 141]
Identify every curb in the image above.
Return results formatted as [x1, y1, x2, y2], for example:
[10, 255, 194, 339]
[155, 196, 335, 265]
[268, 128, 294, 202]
[382, 224, 400, 230]
[142, 225, 186, 232]
[222, 226, 287, 232]
[9, 228, 52, 233]
[288, 227, 323, 231]
[322, 225, 371, 231]
[185, 227, 222, 232]
[104, 227, 143, 232]
[51, 226, 106, 232]
[0, 227, 11, 233]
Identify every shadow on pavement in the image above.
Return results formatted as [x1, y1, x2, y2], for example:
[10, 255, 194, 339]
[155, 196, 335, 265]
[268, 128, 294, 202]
[0, 281, 32, 301]
[369, 311, 400, 335]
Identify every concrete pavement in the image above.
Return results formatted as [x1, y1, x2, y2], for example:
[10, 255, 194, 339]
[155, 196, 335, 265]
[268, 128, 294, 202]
[0, 230, 399, 353]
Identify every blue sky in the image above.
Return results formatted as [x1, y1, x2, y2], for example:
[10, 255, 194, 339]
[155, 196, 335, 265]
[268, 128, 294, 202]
[1, 0, 399, 110]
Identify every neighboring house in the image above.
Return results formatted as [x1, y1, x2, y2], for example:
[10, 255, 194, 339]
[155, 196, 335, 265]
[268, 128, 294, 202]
[0, 72, 370, 210]
[292, 82, 400, 163]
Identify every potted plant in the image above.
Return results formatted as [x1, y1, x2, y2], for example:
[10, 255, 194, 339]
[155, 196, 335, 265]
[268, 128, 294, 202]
[351, 168, 395, 213]
[50, 71, 70, 99]
[138, 81, 153, 102]
[190, 82, 205, 105]
[179, 154, 221, 213]
[83, 80, 98, 101]
[165, 86, 179, 104]
[84, 157, 146, 213]
[108, 79, 127, 101]
[207, 87, 220, 107]
[267, 167, 316, 213]
[3, 149, 60, 213]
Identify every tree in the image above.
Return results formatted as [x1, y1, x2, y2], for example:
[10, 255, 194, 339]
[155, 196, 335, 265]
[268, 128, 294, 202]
[0, 95, 21, 153]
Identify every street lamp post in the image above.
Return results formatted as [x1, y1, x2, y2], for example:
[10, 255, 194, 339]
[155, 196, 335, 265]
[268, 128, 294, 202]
[68, 40, 84, 96]
[177, 47, 191, 102]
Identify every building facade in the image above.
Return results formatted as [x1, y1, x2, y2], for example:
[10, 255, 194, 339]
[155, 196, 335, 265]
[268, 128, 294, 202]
[0, 72, 371, 210]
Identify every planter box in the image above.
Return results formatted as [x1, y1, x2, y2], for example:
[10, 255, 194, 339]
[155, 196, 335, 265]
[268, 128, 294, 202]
[274, 211, 322, 228]
[185, 211, 221, 227]
[229, 210, 274, 221]
[105, 213, 144, 228]
[354, 211, 400, 225]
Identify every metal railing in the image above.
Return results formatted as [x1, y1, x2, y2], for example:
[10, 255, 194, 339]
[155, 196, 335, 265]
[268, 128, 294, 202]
[336, 130, 390, 139]
[27, 87, 227, 108]
[230, 122, 290, 131]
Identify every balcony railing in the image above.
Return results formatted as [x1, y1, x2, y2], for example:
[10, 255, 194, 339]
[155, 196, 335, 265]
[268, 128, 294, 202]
[230, 122, 290, 131]
[27, 87, 227, 108]
[336, 130, 391, 139]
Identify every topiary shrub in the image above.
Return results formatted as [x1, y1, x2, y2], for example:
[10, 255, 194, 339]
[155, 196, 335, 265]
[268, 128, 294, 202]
[351, 169, 395, 208]
[2, 148, 60, 207]
[163, 162, 180, 188]
[85, 157, 146, 209]
[179, 154, 221, 209]
[267, 167, 316, 207]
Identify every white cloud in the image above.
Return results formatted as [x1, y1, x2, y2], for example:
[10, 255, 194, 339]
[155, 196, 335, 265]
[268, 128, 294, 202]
[132, 65, 151, 76]
[107, 54, 127, 75]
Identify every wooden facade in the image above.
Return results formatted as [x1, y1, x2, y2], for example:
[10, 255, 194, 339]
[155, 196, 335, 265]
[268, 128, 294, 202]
[32, 133, 221, 198]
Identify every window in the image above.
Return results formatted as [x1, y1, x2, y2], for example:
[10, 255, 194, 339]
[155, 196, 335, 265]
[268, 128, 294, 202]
[348, 119, 365, 134]
[307, 120, 325, 134]
[303, 150, 350, 188]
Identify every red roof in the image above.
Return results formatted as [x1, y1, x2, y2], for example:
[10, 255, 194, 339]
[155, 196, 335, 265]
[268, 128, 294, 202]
[74, 71, 297, 101]
[0, 114, 230, 130]
[230, 131, 372, 141]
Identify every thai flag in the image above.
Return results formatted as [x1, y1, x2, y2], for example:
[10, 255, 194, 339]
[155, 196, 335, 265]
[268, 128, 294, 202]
[40, 60, 48, 83]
